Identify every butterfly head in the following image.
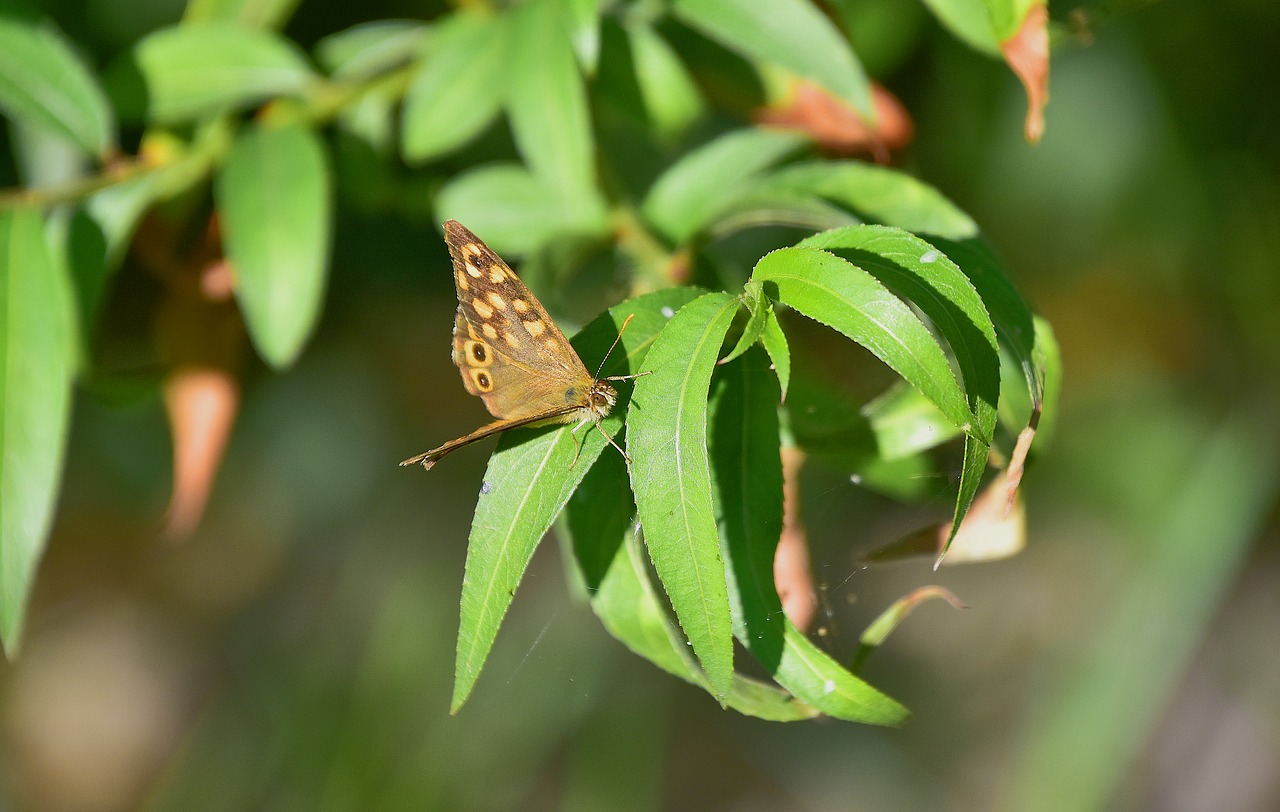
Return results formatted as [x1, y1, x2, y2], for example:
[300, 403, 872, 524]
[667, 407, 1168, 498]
[584, 379, 618, 420]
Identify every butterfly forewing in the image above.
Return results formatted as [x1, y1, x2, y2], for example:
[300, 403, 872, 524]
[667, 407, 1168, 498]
[445, 221, 593, 420]
[401, 220, 631, 470]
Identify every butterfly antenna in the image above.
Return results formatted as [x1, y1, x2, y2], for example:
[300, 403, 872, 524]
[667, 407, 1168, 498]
[588, 315, 634, 381]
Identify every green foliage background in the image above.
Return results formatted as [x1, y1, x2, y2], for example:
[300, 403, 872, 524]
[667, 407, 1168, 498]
[1, 0, 1278, 810]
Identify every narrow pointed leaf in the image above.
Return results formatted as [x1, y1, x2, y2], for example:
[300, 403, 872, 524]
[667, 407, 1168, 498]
[450, 288, 701, 712]
[217, 122, 331, 368]
[797, 225, 999, 545]
[627, 291, 738, 699]
[0, 209, 75, 655]
[753, 246, 972, 434]
[566, 451, 817, 720]
[709, 348, 909, 724]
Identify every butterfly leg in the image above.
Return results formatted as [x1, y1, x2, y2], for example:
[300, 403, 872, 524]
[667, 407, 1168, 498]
[567, 418, 632, 469]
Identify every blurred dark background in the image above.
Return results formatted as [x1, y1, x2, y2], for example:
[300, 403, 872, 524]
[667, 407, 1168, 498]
[3, 0, 1280, 810]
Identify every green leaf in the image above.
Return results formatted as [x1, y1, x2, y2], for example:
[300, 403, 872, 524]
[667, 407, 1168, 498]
[760, 305, 791, 400]
[672, 0, 873, 115]
[563, 0, 603, 72]
[505, 0, 601, 223]
[863, 382, 960, 459]
[984, 0, 1035, 41]
[709, 347, 909, 724]
[626, 23, 703, 141]
[796, 226, 998, 545]
[718, 287, 763, 367]
[1031, 314, 1061, 446]
[216, 122, 331, 368]
[918, 0, 1001, 54]
[0, 208, 75, 655]
[641, 128, 807, 243]
[929, 236, 1040, 407]
[435, 164, 595, 256]
[401, 12, 505, 164]
[450, 288, 702, 712]
[0, 13, 114, 156]
[566, 449, 817, 721]
[316, 20, 428, 80]
[182, 0, 300, 29]
[752, 246, 973, 435]
[109, 23, 314, 124]
[763, 161, 979, 240]
[626, 291, 739, 700]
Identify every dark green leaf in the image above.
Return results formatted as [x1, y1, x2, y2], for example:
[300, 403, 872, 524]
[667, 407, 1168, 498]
[216, 122, 331, 368]
[796, 225, 998, 545]
[626, 291, 739, 699]
[0, 14, 114, 156]
[566, 449, 817, 720]
[0, 208, 75, 655]
[450, 288, 702, 712]
[672, 0, 873, 115]
[402, 12, 505, 163]
[709, 347, 909, 724]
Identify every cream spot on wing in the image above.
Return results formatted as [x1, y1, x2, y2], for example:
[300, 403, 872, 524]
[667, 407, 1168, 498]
[462, 243, 482, 259]
[473, 298, 494, 319]
[504, 331, 519, 347]
[465, 261, 483, 278]
[482, 323, 498, 340]
[487, 291, 507, 310]
[456, 270, 470, 292]
[489, 267, 506, 283]
[512, 298, 529, 313]
[524, 319, 546, 337]
[544, 338, 559, 353]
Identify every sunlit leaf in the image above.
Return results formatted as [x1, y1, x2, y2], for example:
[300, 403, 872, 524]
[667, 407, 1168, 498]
[627, 291, 739, 699]
[450, 289, 702, 712]
[216, 122, 331, 368]
[0, 208, 75, 655]
[0, 14, 114, 156]
[109, 23, 314, 124]
[672, 0, 872, 115]
[402, 12, 505, 163]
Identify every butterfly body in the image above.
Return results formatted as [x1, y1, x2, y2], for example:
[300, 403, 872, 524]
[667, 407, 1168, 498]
[401, 221, 634, 470]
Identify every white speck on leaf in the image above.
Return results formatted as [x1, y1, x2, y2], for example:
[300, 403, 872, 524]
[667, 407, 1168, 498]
[921, 249, 939, 264]
[480, 481, 492, 495]
[661, 306, 675, 318]
[823, 680, 836, 695]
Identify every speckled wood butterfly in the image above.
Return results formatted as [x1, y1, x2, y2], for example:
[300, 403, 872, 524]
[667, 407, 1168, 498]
[401, 220, 640, 470]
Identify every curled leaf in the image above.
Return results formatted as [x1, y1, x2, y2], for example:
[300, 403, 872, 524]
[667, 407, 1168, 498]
[1000, 3, 1050, 143]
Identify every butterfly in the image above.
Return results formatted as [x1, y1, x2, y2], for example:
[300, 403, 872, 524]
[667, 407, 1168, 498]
[400, 220, 641, 470]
